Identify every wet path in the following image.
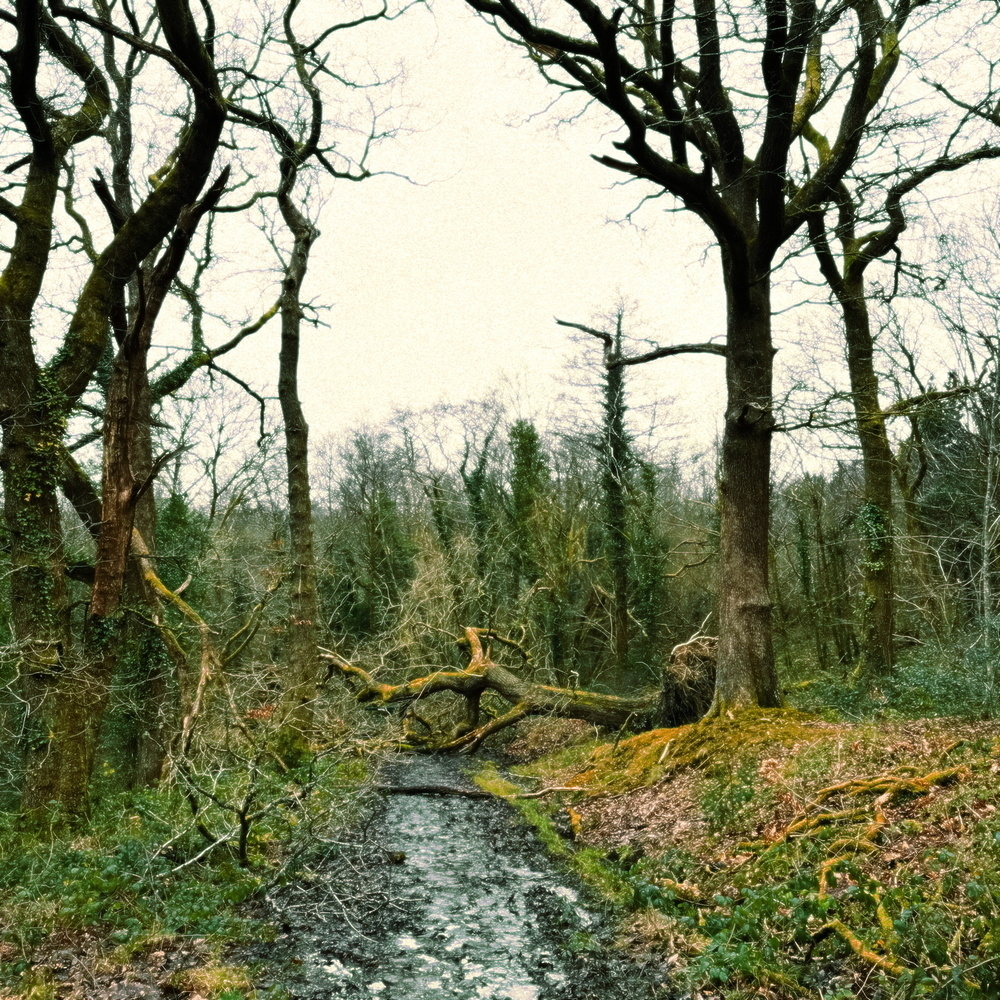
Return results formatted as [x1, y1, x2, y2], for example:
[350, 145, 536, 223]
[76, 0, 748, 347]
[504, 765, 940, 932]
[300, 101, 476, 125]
[271, 756, 666, 1000]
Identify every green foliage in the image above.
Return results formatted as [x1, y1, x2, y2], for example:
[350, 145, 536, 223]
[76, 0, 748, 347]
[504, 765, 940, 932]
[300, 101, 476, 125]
[320, 431, 416, 641]
[493, 716, 1000, 999]
[699, 757, 772, 834]
[0, 747, 372, 995]
[508, 418, 550, 591]
[790, 641, 1000, 720]
[855, 500, 891, 569]
[157, 492, 211, 595]
[0, 791, 264, 954]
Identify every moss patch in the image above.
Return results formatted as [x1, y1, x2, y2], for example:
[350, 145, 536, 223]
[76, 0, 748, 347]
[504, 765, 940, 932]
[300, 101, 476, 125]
[166, 962, 254, 997]
[481, 713, 1000, 998]
[548, 708, 834, 798]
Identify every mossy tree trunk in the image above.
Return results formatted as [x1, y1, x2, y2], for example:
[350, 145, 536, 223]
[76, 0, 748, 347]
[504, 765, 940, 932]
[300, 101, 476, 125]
[809, 207, 898, 683]
[3, 0, 227, 814]
[329, 627, 720, 752]
[327, 628, 664, 751]
[601, 321, 633, 673]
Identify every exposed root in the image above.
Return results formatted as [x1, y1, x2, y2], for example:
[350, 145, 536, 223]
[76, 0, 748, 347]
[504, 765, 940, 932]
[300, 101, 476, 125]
[776, 765, 969, 850]
[820, 919, 905, 976]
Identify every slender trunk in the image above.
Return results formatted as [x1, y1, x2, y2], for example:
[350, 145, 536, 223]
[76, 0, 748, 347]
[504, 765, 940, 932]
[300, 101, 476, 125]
[894, 434, 954, 635]
[277, 194, 321, 742]
[711, 277, 781, 713]
[981, 368, 1000, 712]
[125, 371, 174, 787]
[602, 356, 631, 671]
[841, 280, 895, 681]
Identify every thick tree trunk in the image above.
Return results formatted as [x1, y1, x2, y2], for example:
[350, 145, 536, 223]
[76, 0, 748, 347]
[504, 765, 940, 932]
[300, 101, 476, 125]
[25, 283, 154, 815]
[711, 278, 781, 714]
[21, 177, 229, 814]
[5, 398, 79, 814]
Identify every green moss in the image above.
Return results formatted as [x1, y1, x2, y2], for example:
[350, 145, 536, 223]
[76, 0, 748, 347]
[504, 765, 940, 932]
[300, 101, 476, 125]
[165, 963, 254, 998]
[524, 708, 832, 798]
[472, 764, 631, 904]
[473, 714, 1000, 997]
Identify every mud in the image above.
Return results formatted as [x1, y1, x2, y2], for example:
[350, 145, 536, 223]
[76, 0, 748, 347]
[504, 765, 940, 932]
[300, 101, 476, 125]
[262, 756, 669, 999]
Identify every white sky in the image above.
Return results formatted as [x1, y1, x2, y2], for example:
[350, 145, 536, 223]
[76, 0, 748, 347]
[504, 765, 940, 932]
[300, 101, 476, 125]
[138, 0, 1000, 480]
[227, 2, 729, 452]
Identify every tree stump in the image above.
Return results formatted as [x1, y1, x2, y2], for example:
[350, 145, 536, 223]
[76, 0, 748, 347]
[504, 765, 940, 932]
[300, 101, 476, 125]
[658, 636, 717, 726]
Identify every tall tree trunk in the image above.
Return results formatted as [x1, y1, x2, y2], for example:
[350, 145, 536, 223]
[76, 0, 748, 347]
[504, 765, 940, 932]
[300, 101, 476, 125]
[21, 175, 229, 814]
[26, 270, 162, 814]
[841, 280, 895, 680]
[123, 369, 175, 788]
[276, 193, 321, 743]
[602, 348, 632, 672]
[712, 277, 781, 713]
[809, 211, 896, 681]
[10, 416, 77, 813]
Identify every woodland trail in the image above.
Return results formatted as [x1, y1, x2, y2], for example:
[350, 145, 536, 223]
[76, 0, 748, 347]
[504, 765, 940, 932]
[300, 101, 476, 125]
[269, 756, 667, 1000]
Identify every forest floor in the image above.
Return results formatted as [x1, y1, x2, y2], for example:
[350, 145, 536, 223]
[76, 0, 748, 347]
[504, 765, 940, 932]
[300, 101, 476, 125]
[4, 708, 1000, 999]
[476, 709, 1000, 999]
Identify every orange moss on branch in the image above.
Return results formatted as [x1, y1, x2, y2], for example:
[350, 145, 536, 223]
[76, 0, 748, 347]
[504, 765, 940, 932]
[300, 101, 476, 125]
[322, 627, 660, 750]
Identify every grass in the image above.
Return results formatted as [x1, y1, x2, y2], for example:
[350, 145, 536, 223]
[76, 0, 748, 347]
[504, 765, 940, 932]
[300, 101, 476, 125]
[481, 710, 1000, 999]
[0, 750, 373, 999]
[473, 763, 633, 905]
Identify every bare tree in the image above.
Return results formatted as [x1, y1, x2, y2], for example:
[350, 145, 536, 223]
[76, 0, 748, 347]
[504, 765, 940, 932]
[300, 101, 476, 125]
[807, 141, 1000, 682]
[0, 0, 405, 813]
[458, 0, 956, 712]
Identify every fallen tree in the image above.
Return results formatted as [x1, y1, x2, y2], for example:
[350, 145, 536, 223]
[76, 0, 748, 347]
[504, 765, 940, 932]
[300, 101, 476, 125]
[323, 628, 716, 751]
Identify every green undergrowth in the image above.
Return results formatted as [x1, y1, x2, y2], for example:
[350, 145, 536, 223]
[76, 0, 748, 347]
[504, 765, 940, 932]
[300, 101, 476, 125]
[481, 710, 1000, 999]
[0, 752, 371, 999]
[474, 764, 632, 904]
[786, 641, 1000, 721]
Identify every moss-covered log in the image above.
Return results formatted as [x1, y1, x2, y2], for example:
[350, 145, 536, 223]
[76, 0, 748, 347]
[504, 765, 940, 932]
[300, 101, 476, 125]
[325, 628, 716, 751]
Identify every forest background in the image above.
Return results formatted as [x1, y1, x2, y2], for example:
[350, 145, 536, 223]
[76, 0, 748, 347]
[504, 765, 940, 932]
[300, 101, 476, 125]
[5, 0, 1000, 996]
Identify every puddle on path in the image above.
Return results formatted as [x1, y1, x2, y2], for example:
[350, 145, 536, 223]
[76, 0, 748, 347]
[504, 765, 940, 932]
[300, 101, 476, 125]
[272, 756, 667, 1000]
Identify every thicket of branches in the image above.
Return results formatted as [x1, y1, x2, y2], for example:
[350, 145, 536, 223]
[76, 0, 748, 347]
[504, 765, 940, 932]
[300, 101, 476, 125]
[4, 0, 1000, 828]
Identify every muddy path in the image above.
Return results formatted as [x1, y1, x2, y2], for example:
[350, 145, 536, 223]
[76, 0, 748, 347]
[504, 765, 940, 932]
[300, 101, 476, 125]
[264, 756, 669, 999]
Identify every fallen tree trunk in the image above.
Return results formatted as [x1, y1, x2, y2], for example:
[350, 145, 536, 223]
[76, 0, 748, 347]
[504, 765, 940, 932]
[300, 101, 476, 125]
[376, 784, 494, 798]
[323, 628, 716, 751]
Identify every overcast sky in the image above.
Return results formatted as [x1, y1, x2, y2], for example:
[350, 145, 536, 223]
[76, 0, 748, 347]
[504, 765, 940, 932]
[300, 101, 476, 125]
[206, 0, 1000, 478]
[226, 2, 729, 453]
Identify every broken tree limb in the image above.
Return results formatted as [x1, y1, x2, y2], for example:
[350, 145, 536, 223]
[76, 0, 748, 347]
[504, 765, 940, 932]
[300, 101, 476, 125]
[321, 627, 664, 749]
[324, 629, 719, 750]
